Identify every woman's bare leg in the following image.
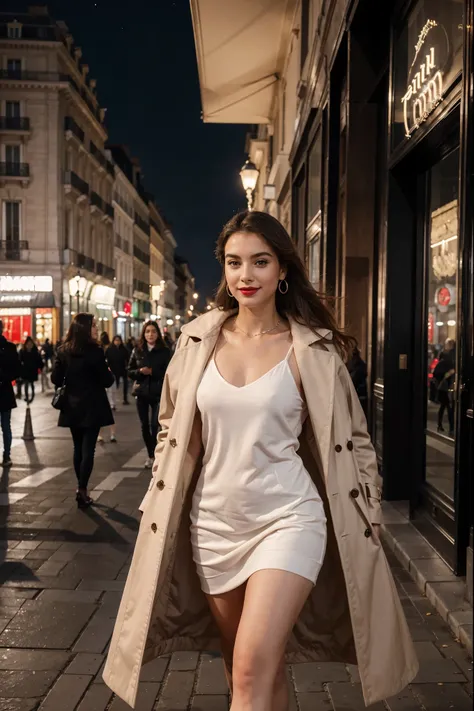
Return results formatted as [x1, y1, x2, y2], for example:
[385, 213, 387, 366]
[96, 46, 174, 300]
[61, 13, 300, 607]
[230, 569, 313, 711]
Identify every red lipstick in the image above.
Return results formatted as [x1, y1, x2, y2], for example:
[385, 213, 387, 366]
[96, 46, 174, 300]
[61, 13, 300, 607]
[239, 287, 260, 297]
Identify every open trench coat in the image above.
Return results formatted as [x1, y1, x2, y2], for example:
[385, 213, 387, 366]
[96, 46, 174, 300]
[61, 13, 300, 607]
[103, 308, 419, 708]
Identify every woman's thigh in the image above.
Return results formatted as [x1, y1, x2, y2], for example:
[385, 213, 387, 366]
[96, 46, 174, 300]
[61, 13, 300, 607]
[205, 583, 247, 651]
[234, 569, 313, 670]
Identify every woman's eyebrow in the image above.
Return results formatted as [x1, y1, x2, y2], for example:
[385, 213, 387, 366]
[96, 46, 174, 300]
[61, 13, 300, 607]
[225, 252, 273, 259]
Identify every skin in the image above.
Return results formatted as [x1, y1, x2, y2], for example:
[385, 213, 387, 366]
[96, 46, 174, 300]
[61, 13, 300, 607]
[140, 325, 159, 376]
[206, 232, 379, 711]
[113, 336, 122, 347]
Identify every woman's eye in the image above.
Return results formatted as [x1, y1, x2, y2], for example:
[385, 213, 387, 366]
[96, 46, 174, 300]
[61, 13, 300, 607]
[227, 260, 239, 267]
[256, 260, 269, 267]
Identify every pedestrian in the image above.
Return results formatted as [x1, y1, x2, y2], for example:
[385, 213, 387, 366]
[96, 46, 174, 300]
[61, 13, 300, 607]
[19, 336, 44, 403]
[128, 321, 171, 468]
[0, 320, 21, 467]
[51, 313, 115, 508]
[104, 211, 418, 709]
[42, 338, 54, 370]
[346, 345, 368, 417]
[433, 339, 456, 436]
[106, 335, 130, 405]
[163, 332, 175, 352]
[125, 337, 136, 355]
[98, 331, 117, 443]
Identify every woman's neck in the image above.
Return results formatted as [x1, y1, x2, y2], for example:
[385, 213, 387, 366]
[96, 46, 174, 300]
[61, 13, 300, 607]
[233, 304, 281, 335]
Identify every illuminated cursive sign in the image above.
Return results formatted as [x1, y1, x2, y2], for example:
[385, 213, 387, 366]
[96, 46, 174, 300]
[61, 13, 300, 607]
[401, 20, 448, 138]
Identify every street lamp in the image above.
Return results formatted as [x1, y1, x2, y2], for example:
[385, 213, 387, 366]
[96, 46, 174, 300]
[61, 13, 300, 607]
[193, 292, 198, 300]
[74, 272, 81, 313]
[240, 159, 259, 211]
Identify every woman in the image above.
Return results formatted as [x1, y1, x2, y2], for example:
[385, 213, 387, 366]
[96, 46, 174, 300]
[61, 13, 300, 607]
[19, 336, 44, 403]
[433, 340, 456, 436]
[98, 331, 117, 443]
[51, 313, 115, 508]
[106, 335, 130, 405]
[128, 321, 171, 468]
[104, 212, 418, 709]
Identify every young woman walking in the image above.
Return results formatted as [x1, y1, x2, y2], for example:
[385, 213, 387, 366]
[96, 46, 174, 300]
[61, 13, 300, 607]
[104, 212, 418, 710]
[51, 313, 115, 508]
[106, 335, 130, 405]
[19, 336, 44, 403]
[98, 331, 117, 443]
[128, 321, 171, 468]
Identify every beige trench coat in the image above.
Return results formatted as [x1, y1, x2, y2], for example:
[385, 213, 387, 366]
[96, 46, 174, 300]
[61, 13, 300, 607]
[103, 309, 418, 708]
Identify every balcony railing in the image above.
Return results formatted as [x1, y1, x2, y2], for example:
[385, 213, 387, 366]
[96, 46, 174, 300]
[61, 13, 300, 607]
[133, 278, 150, 294]
[105, 202, 114, 219]
[90, 142, 114, 176]
[134, 213, 150, 236]
[64, 170, 89, 197]
[0, 240, 28, 260]
[64, 116, 84, 143]
[77, 253, 95, 272]
[133, 245, 150, 266]
[0, 162, 30, 177]
[91, 190, 105, 212]
[0, 116, 30, 131]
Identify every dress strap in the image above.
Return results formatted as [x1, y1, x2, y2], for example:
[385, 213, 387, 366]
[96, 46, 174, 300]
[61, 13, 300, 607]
[285, 344, 294, 362]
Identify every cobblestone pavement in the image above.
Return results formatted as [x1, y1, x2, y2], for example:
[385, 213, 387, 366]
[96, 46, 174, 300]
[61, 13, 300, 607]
[0, 392, 472, 710]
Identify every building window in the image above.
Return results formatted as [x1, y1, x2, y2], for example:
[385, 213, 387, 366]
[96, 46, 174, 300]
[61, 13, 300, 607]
[281, 83, 286, 150]
[6, 101, 21, 118]
[3, 201, 21, 244]
[5, 144, 21, 166]
[300, 0, 310, 69]
[7, 58, 22, 76]
[307, 129, 322, 222]
[7, 22, 22, 39]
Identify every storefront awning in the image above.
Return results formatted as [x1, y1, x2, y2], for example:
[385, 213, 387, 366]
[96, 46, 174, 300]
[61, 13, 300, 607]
[190, 0, 296, 123]
[0, 293, 55, 308]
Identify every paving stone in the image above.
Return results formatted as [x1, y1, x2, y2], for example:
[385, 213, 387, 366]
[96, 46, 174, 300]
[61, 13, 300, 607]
[76, 683, 113, 711]
[326, 682, 386, 709]
[169, 651, 199, 671]
[73, 611, 116, 653]
[38, 673, 93, 711]
[196, 655, 229, 695]
[0, 649, 69, 671]
[296, 692, 333, 711]
[190, 696, 229, 711]
[412, 682, 473, 709]
[35, 560, 68, 576]
[426, 581, 469, 622]
[108, 682, 160, 710]
[66, 653, 105, 676]
[0, 699, 39, 711]
[0, 669, 58, 697]
[346, 664, 361, 683]
[38, 542, 62, 551]
[413, 641, 468, 683]
[385, 688, 423, 710]
[15, 541, 41, 551]
[157, 670, 195, 709]
[140, 655, 169, 682]
[1, 575, 81, 590]
[0, 600, 96, 649]
[60, 553, 124, 580]
[293, 662, 349, 692]
[24, 549, 52, 561]
[3, 550, 28, 561]
[77, 579, 125, 592]
[38, 589, 101, 604]
[0, 620, 10, 634]
[410, 558, 458, 591]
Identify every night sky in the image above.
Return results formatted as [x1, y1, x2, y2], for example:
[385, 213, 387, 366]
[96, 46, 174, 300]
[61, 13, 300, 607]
[47, 0, 249, 300]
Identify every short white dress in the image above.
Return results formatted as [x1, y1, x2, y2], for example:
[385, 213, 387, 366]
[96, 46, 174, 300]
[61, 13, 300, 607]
[190, 346, 327, 595]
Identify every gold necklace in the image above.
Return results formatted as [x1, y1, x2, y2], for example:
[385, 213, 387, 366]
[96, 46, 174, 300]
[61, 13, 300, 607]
[233, 318, 281, 338]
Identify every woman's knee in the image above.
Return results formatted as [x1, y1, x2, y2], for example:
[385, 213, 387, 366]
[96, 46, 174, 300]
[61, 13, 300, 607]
[232, 643, 278, 692]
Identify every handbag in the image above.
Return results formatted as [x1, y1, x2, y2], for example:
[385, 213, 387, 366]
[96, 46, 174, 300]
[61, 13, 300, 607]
[51, 374, 67, 410]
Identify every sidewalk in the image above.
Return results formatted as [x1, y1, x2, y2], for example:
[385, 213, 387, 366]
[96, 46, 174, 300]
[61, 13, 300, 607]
[0, 394, 472, 710]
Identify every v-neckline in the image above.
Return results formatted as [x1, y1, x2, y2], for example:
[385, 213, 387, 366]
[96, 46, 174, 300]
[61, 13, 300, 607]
[211, 346, 292, 391]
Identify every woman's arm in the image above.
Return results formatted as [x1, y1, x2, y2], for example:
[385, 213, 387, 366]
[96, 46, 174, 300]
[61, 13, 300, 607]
[340, 362, 382, 525]
[127, 349, 141, 380]
[95, 349, 115, 388]
[50, 353, 65, 386]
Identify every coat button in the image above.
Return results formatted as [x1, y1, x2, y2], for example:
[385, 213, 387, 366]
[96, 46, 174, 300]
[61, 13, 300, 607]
[335, 444, 342, 453]
[156, 480, 165, 490]
[151, 523, 157, 533]
[170, 438, 177, 448]
[347, 440, 354, 451]
[350, 488, 359, 498]
[364, 528, 372, 538]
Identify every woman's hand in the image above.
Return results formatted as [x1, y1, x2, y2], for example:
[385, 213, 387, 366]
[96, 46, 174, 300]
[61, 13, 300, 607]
[140, 367, 152, 376]
[372, 524, 381, 541]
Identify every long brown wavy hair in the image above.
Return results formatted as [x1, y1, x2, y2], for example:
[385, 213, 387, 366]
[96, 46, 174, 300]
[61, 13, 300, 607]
[215, 211, 354, 357]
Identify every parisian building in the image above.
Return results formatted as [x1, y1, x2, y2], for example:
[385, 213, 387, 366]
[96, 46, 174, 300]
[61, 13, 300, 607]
[191, 0, 474, 599]
[0, 5, 116, 342]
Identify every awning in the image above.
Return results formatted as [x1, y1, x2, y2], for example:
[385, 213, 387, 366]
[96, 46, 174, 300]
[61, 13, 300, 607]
[190, 0, 296, 124]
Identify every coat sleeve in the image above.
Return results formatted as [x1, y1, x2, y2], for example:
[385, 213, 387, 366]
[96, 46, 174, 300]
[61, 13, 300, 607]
[50, 353, 65, 386]
[339, 362, 382, 525]
[96, 349, 115, 388]
[127, 349, 140, 380]
[153, 337, 183, 463]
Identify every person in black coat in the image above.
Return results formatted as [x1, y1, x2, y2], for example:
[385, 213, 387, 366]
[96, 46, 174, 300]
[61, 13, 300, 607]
[128, 320, 171, 468]
[432, 341, 456, 436]
[0, 320, 21, 466]
[106, 336, 130, 405]
[19, 336, 44, 403]
[51, 313, 115, 508]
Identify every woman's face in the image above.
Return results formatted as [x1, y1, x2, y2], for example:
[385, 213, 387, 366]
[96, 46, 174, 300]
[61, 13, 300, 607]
[91, 320, 98, 341]
[144, 325, 158, 345]
[224, 232, 286, 309]
[26, 340, 33, 351]
[113, 336, 121, 347]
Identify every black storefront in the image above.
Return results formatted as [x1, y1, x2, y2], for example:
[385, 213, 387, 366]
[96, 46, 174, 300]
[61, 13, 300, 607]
[292, 0, 473, 584]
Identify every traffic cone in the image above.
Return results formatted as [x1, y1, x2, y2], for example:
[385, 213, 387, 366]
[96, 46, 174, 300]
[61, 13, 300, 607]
[22, 405, 35, 441]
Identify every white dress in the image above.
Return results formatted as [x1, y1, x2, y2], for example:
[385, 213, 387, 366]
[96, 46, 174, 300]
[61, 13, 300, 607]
[190, 346, 327, 595]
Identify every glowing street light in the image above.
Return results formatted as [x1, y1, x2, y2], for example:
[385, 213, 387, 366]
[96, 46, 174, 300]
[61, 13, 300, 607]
[240, 159, 259, 210]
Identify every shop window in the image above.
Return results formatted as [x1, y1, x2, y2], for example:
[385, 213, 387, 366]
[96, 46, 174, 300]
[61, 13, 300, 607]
[425, 148, 459, 500]
[308, 129, 322, 222]
[307, 236, 320, 289]
[392, 0, 463, 149]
